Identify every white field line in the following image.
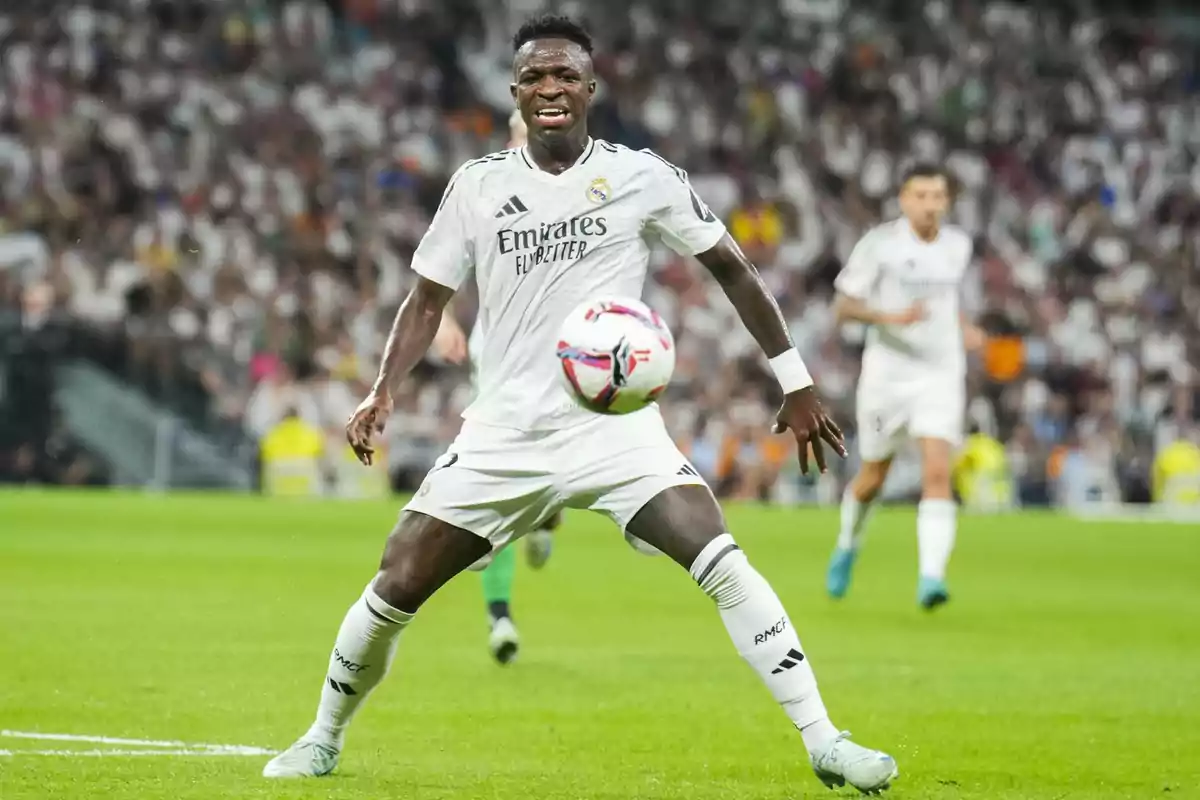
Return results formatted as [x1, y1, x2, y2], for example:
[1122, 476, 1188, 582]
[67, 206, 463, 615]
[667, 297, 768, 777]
[0, 730, 275, 756]
[1, 748, 275, 757]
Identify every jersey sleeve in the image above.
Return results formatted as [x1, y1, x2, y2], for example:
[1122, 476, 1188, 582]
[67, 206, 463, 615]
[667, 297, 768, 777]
[410, 167, 476, 291]
[642, 152, 728, 256]
[833, 229, 882, 299]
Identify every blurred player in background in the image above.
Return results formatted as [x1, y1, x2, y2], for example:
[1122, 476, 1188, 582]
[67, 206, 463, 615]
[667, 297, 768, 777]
[264, 15, 897, 793]
[827, 165, 984, 609]
[1152, 424, 1200, 506]
[953, 425, 1014, 512]
[432, 109, 557, 665]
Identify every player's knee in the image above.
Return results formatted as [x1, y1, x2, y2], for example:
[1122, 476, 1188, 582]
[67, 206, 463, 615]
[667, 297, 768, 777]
[853, 463, 888, 500]
[373, 514, 489, 612]
[922, 464, 952, 497]
[920, 447, 953, 496]
[625, 484, 725, 569]
[373, 544, 429, 613]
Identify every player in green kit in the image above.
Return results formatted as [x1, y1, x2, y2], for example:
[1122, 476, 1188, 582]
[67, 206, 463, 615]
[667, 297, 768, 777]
[431, 110, 557, 664]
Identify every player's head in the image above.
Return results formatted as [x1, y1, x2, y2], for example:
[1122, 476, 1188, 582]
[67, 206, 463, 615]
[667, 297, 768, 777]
[898, 163, 951, 234]
[508, 108, 528, 148]
[510, 14, 596, 142]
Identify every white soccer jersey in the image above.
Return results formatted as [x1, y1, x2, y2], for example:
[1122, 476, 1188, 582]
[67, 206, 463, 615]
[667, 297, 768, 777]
[411, 138, 727, 430]
[466, 316, 484, 395]
[467, 318, 485, 369]
[834, 218, 972, 383]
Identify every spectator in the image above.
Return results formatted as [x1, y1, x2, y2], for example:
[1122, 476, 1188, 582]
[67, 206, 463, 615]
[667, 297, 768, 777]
[0, 0, 1196, 508]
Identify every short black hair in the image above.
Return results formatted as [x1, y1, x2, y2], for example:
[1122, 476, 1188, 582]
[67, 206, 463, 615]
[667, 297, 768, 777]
[900, 162, 948, 186]
[512, 14, 593, 55]
[900, 162, 958, 199]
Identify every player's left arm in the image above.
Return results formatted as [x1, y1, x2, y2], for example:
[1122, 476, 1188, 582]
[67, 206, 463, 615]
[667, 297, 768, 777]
[641, 151, 845, 473]
[960, 311, 986, 351]
[695, 237, 846, 473]
[956, 235, 986, 351]
[694, 236, 792, 362]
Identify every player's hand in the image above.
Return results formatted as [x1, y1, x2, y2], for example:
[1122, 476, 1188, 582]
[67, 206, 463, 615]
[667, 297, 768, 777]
[885, 302, 927, 326]
[962, 323, 986, 351]
[433, 315, 468, 364]
[346, 389, 393, 466]
[772, 387, 847, 475]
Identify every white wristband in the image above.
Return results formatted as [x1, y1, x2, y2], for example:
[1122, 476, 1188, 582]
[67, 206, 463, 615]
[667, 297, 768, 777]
[768, 348, 813, 394]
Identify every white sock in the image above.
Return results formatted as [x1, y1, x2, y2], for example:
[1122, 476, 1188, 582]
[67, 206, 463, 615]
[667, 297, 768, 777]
[690, 534, 840, 756]
[836, 487, 874, 551]
[306, 584, 414, 748]
[917, 498, 957, 580]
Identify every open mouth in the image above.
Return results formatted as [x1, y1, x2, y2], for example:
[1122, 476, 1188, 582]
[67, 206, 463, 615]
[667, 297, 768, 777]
[534, 107, 571, 128]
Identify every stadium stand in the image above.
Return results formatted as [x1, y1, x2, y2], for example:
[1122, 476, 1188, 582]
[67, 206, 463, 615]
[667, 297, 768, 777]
[1, 0, 1197, 508]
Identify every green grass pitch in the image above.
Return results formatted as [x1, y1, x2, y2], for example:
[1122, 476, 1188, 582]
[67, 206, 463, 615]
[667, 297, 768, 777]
[2, 489, 1198, 799]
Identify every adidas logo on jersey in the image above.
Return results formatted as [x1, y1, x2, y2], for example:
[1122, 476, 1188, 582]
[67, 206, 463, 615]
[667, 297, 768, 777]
[494, 195, 529, 218]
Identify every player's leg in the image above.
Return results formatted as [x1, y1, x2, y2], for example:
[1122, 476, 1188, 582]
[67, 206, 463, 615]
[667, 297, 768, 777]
[576, 412, 896, 793]
[481, 543, 520, 664]
[624, 485, 897, 792]
[828, 395, 903, 600]
[479, 508, 560, 664]
[265, 423, 555, 777]
[915, 436, 956, 609]
[263, 512, 489, 777]
[910, 383, 964, 609]
[828, 456, 891, 599]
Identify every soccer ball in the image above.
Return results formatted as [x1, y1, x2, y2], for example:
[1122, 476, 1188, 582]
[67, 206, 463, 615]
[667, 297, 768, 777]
[556, 297, 675, 415]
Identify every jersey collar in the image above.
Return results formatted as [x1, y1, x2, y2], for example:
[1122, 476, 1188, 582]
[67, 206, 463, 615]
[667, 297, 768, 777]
[900, 217, 941, 245]
[519, 137, 597, 181]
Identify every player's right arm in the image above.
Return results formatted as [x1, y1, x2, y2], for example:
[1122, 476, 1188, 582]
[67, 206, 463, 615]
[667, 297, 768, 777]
[347, 168, 475, 465]
[833, 229, 925, 326]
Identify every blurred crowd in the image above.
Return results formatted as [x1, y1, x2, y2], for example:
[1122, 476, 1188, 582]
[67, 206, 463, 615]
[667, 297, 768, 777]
[2, 0, 1198, 505]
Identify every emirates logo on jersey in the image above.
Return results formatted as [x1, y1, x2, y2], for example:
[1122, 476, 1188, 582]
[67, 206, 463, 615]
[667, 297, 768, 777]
[898, 274, 960, 294]
[497, 214, 610, 277]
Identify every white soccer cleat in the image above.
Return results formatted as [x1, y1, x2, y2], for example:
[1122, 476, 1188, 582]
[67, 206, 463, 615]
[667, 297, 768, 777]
[810, 732, 898, 794]
[466, 551, 494, 573]
[488, 615, 520, 665]
[525, 529, 553, 569]
[624, 531, 664, 556]
[262, 738, 340, 778]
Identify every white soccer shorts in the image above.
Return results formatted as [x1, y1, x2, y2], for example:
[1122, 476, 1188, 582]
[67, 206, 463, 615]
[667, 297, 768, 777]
[404, 406, 708, 551]
[855, 374, 965, 463]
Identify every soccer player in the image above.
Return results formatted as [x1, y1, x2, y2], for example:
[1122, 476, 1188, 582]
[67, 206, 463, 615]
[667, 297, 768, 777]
[825, 164, 983, 609]
[264, 15, 898, 793]
[1152, 425, 1200, 506]
[432, 109, 557, 665]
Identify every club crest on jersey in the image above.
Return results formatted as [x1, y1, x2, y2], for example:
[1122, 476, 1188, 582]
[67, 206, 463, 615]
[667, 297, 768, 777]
[586, 177, 611, 204]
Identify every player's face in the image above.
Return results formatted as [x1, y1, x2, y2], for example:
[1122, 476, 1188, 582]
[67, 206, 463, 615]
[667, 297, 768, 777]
[899, 175, 949, 231]
[511, 38, 595, 139]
